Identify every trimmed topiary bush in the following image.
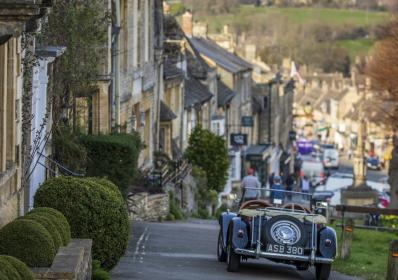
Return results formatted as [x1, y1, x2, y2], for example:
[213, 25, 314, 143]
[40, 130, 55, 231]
[34, 176, 130, 270]
[0, 219, 56, 267]
[80, 133, 142, 196]
[0, 271, 8, 280]
[21, 214, 63, 251]
[28, 207, 71, 246]
[0, 257, 20, 280]
[0, 256, 34, 280]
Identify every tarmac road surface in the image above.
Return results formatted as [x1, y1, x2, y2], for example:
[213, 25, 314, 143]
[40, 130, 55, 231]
[111, 219, 362, 280]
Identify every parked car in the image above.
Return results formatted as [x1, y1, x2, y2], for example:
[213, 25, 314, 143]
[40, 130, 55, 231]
[218, 188, 336, 280]
[367, 156, 381, 170]
[301, 160, 325, 187]
[318, 172, 390, 206]
[322, 149, 339, 169]
[312, 191, 334, 205]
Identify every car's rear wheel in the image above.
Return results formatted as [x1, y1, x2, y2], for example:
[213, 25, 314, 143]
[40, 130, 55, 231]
[217, 231, 227, 262]
[226, 233, 240, 272]
[315, 263, 331, 280]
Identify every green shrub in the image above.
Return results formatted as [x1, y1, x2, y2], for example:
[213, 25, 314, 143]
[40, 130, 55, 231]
[80, 133, 142, 196]
[214, 204, 228, 218]
[34, 176, 130, 270]
[0, 257, 20, 280]
[92, 260, 110, 280]
[0, 255, 34, 280]
[21, 214, 62, 251]
[168, 191, 184, 220]
[28, 207, 71, 246]
[0, 271, 8, 280]
[0, 219, 56, 267]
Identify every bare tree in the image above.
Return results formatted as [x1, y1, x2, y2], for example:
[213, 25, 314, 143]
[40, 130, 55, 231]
[367, 17, 398, 208]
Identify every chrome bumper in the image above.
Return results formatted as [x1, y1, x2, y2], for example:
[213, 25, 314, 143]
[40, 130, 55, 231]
[234, 248, 334, 264]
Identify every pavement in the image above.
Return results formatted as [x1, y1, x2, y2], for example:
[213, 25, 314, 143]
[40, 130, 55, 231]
[110, 219, 362, 280]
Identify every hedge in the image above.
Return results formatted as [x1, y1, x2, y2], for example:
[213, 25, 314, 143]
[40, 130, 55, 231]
[0, 257, 20, 280]
[28, 207, 71, 246]
[0, 219, 56, 267]
[0, 256, 34, 280]
[34, 176, 130, 270]
[80, 133, 141, 196]
[21, 214, 63, 251]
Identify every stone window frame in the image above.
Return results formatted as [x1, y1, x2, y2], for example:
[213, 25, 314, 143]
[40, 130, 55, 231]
[0, 37, 17, 173]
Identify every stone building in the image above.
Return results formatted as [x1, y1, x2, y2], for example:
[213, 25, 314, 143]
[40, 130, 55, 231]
[112, 0, 164, 167]
[294, 63, 394, 158]
[0, 0, 52, 227]
[27, 46, 66, 211]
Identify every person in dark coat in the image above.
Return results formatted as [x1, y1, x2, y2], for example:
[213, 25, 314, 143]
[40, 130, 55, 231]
[270, 175, 285, 204]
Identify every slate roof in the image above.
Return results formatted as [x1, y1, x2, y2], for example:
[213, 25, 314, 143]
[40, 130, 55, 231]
[190, 37, 252, 74]
[163, 60, 184, 81]
[160, 101, 177, 122]
[217, 80, 236, 106]
[184, 77, 213, 109]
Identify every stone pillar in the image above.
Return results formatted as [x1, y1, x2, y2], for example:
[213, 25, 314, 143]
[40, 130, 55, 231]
[6, 38, 16, 163]
[352, 119, 366, 187]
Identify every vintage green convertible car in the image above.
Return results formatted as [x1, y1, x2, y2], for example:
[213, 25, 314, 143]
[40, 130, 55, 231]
[217, 188, 336, 280]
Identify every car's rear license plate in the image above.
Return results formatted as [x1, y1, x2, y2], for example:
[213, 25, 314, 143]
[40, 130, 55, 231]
[266, 244, 304, 255]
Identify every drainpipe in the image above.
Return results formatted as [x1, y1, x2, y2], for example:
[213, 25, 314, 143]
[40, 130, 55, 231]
[112, 0, 121, 130]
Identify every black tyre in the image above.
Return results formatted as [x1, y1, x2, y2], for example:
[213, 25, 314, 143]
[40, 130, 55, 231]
[264, 215, 307, 247]
[315, 263, 331, 280]
[226, 230, 240, 272]
[217, 231, 227, 262]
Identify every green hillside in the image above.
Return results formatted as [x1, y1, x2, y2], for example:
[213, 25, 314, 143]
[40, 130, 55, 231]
[197, 5, 388, 32]
[186, 5, 388, 60]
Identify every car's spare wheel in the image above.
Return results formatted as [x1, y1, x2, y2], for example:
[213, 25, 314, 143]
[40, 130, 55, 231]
[263, 215, 307, 247]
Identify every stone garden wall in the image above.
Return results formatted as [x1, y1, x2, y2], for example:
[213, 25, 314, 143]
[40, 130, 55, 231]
[127, 192, 169, 221]
[31, 239, 92, 280]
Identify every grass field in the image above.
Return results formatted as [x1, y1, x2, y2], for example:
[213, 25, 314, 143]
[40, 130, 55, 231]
[189, 5, 388, 59]
[336, 38, 376, 58]
[332, 226, 397, 280]
[196, 5, 389, 32]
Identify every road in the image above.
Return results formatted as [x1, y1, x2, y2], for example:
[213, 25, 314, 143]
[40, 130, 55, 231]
[110, 220, 362, 280]
[336, 156, 387, 182]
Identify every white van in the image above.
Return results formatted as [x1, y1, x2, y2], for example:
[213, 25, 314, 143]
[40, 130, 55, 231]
[323, 148, 339, 169]
[301, 160, 325, 187]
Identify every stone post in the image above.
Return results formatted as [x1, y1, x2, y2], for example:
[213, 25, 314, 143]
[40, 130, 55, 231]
[340, 218, 354, 260]
[387, 240, 398, 280]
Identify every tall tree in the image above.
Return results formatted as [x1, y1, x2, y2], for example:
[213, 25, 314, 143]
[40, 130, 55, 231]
[367, 17, 398, 208]
[39, 0, 109, 131]
[185, 126, 229, 193]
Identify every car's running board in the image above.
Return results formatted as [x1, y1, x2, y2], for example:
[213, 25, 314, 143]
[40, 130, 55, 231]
[234, 248, 334, 264]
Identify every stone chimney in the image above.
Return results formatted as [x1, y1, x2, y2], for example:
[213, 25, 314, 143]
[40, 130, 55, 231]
[245, 44, 256, 62]
[193, 22, 208, 37]
[163, 1, 170, 15]
[181, 11, 193, 37]
[223, 25, 229, 35]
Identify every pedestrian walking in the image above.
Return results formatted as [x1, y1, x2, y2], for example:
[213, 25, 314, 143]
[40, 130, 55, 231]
[285, 174, 295, 202]
[270, 175, 285, 204]
[300, 175, 311, 200]
[240, 168, 261, 204]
